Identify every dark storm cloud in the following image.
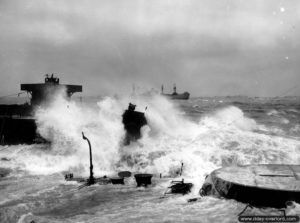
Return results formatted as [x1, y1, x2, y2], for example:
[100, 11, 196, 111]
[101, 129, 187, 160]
[0, 0, 299, 96]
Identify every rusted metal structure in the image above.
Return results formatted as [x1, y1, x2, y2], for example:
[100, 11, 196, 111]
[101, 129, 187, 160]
[0, 74, 82, 145]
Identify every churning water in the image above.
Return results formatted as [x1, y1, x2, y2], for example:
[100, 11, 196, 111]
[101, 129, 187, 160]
[1, 95, 300, 222]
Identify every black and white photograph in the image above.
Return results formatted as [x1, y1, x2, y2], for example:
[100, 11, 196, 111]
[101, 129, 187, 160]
[0, 0, 300, 222]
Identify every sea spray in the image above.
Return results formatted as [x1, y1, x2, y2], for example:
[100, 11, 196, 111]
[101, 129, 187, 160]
[1, 96, 300, 223]
[2, 94, 298, 184]
[119, 104, 300, 187]
[33, 93, 197, 176]
[34, 92, 125, 176]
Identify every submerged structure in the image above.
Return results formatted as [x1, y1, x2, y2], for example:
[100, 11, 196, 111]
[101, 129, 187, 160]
[164, 179, 193, 195]
[161, 84, 190, 100]
[200, 164, 300, 208]
[0, 74, 82, 145]
[122, 103, 147, 145]
[134, 174, 153, 187]
[163, 163, 193, 195]
[21, 74, 82, 106]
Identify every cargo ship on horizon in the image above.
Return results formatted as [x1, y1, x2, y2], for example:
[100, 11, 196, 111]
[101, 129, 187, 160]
[161, 84, 190, 100]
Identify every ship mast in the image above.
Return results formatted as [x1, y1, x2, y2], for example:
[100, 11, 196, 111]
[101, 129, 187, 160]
[173, 84, 177, 95]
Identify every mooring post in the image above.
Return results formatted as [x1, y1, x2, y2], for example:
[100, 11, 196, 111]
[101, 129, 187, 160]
[82, 132, 95, 185]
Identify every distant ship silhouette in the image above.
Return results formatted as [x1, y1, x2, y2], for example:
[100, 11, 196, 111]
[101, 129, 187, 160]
[161, 84, 190, 100]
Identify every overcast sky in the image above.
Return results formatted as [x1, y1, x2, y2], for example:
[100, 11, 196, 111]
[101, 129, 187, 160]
[0, 0, 299, 97]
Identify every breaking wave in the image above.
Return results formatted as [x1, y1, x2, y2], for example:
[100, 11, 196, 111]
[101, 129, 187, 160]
[1, 94, 300, 189]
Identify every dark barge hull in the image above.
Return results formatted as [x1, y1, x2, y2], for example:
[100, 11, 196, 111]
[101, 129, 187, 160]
[0, 117, 37, 145]
[0, 103, 38, 145]
[161, 92, 190, 100]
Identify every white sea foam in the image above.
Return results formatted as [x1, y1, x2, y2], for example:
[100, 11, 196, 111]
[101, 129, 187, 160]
[1, 94, 300, 189]
[17, 212, 34, 223]
[1, 96, 300, 223]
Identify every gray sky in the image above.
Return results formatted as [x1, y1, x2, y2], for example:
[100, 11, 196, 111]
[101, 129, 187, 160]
[0, 0, 300, 97]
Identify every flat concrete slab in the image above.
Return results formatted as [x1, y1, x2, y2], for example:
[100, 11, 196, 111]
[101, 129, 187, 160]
[214, 164, 300, 192]
[201, 164, 300, 208]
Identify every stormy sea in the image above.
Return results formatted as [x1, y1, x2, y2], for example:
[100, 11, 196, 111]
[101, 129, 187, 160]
[0, 95, 300, 223]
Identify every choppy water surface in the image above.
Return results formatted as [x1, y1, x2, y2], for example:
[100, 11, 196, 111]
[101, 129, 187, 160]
[1, 95, 300, 222]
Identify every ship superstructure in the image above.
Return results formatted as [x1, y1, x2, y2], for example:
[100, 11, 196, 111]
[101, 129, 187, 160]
[21, 74, 82, 106]
[0, 74, 82, 144]
[161, 84, 190, 100]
